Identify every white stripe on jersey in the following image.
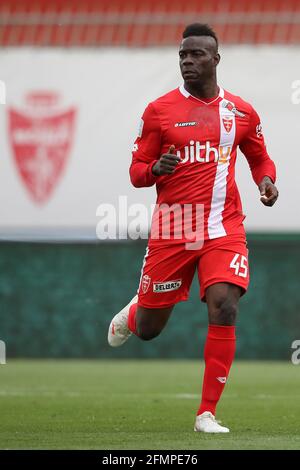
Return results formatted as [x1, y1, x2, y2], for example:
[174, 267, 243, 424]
[207, 99, 236, 239]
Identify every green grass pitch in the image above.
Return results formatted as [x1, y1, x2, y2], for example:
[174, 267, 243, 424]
[0, 360, 299, 450]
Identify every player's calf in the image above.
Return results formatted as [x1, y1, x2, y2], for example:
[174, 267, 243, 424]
[108, 298, 174, 346]
[135, 304, 174, 341]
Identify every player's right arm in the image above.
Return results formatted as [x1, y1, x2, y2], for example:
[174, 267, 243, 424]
[129, 103, 179, 187]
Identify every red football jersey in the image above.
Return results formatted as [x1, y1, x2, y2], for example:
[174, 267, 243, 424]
[130, 85, 276, 243]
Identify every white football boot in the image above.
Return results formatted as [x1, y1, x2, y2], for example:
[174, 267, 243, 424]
[194, 411, 230, 433]
[108, 295, 138, 347]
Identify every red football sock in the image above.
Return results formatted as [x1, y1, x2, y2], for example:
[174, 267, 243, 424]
[127, 303, 138, 335]
[197, 325, 236, 416]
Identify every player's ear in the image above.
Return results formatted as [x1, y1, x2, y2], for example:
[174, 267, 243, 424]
[214, 53, 221, 66]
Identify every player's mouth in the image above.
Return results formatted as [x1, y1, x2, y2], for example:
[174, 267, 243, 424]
[182, 70, 198, 78]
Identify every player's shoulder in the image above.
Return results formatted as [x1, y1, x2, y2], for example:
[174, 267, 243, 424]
[148, 87, 182, 110]
[223, 89, 256, 116]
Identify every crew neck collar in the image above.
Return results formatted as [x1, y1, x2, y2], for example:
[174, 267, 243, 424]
[179, 84, 224, 104]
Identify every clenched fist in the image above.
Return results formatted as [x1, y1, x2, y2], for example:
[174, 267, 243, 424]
[258, 176, 279, 207]
[152, 145, 181, 176]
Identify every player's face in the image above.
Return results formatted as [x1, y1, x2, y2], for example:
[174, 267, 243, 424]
[179, 36, 220, 83]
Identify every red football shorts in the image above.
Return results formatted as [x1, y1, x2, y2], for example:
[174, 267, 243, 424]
[137, 233, 249, 308]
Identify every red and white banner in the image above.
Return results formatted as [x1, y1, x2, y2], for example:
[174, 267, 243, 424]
[9, 92, 76, 204]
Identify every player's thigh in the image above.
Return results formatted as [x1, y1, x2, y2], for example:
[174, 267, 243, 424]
[137, 242, 198, 310]
[197, 237, 250, 303]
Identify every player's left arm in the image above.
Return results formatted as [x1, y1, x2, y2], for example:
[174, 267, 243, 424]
[239, 107, 279, 207]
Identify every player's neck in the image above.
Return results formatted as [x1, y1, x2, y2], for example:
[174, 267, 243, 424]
[183, 81, 219, 100]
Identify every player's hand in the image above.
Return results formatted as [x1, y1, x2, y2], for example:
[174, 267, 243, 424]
[152, 145, 181, 176]
[258, 176, 279, 207]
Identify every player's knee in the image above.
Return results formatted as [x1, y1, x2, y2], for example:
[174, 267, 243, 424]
[209, 296, 238, 325]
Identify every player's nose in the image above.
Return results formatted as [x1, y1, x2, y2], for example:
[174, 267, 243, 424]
[182, 55, 194, 65]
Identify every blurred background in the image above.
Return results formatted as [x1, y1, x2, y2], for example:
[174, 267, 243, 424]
[0, 0, 300, 360]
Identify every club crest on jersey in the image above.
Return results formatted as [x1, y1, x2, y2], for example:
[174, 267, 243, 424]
[222, 100, 245, 118]
[174, 121, 198, 128]
[222, 117, 233, 133]
[141, 275, 151, 294]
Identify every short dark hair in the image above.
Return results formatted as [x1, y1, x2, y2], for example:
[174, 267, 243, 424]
[182, 23, 218, 49]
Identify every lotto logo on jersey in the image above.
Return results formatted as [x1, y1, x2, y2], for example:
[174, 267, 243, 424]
[177, 140, 231, 164]
[174, 121, 198, 128]
[153, 279, 182, 293]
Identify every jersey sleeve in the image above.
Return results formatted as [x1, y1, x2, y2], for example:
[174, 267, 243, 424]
[239, 106, 276, 185]
[129, 103, 161, 187]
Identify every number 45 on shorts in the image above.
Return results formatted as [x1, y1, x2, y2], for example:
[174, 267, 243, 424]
[230, 253, 248, 278]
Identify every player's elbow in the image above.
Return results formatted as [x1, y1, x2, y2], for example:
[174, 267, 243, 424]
[129, 172, 144, 188]
[129, 164, 149, 188]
